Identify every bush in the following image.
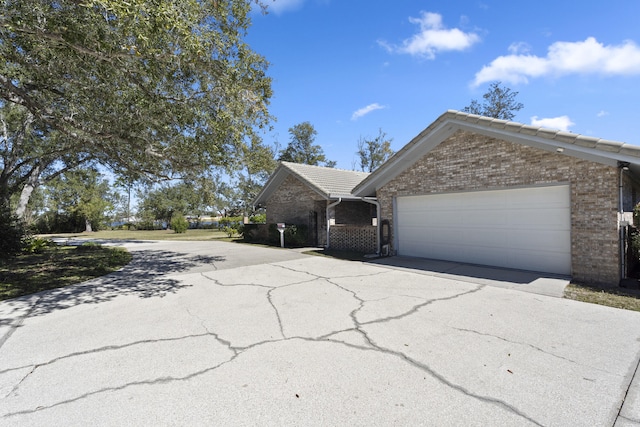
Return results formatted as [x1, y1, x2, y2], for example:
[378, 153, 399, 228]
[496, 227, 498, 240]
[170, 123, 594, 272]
[243, 223, 266, 242]
[22, 237, 54, 254]
[33, 211, 85, 234]
[0, 207, 27, 258]
[170, 212, 189, 233]
[267, 223, 308, 247]
[76, 241, 103, 251]
[250, 213, 266, 224]
[218, 216, 243, 228]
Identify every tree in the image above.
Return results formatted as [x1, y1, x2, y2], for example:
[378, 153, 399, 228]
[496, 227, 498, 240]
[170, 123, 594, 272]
[42, 168, 112, 232]
[278, 122, 335, 167]
[137, 180, 217, 226]
[235, 136, 276, 215]
[356, 129, 394, 172]
[0, 0, 272, 218]
[462, 82, 524, 121]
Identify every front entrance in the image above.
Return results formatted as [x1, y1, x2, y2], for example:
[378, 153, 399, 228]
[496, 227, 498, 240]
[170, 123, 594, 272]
[308, 210, 318, 246]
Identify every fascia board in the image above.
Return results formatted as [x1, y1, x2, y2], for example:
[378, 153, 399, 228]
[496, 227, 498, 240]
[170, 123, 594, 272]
[456, 121, 626, 168]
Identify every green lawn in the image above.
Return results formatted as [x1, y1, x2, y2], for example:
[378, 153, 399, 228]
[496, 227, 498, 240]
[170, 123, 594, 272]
[0, 244, 132, 301]
[564, 283, 640, 312]
[41, 228, 237, 242]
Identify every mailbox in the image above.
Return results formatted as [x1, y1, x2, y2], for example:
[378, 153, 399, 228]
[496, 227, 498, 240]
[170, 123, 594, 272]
[277, 223, 285, 247]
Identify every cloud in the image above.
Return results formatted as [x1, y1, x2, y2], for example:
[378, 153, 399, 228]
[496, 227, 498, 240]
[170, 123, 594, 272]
[351, 103, 385, 120]
[379, 11, 480, 59]
[265, 0, 305, 14]
[508, 42, 531, 55]
[531, 115, 575, 131]
[597, 110, 609, 117]
[473, 37, 640, 86]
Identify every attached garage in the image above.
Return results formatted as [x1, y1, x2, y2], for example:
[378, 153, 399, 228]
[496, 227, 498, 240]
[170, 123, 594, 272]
[395, 185, 571, 275]
[352, 110, 640, 286]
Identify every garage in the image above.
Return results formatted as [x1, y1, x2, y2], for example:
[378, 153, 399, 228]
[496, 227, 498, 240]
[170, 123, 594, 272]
[396, 185, 571, 275]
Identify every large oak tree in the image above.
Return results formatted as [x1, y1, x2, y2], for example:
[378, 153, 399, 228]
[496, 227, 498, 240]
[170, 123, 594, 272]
[0, 0, 272, 217]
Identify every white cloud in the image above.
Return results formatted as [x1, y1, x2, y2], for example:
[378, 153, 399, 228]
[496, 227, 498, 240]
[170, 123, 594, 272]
[351, 103, 385, 121]
[508, 42, 531, 55]
[379, 11, 480, 59]
[597, 110, 609, 117]
[473, 37, 640, 86]
[531, 115, 575, 131]
[266, 0, 305, 14]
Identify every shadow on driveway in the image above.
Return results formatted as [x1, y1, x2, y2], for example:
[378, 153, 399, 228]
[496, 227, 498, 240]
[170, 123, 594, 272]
[3, 249, 224, 319]
[368, 256, 570, 297]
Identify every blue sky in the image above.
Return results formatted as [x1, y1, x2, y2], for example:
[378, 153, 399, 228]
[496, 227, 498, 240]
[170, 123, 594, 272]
[246, 0, 640, 170]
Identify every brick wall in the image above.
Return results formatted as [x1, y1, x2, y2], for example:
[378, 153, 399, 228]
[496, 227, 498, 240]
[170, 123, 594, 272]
[377, 130, 620, 285]
[266, 175, 318, 225]
[266, 175, 327, 246]
[335, 200, 375, 224]
[330, 225, 377, 253]
[266, 174, 375, 248]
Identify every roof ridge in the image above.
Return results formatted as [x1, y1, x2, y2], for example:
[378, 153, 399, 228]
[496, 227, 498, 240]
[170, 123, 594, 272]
[280, 161, 370, 175]
[444, 109, 632, 148]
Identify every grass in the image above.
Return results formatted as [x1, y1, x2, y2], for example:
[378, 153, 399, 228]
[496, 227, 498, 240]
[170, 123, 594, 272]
[564, 283, 640, 312]
[41, 228, 238, 242]
[0, 243, 132, 301]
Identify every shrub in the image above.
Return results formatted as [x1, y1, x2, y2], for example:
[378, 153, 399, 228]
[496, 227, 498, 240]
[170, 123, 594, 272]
[170, 212, 189, 233]
[218, 216, 243, 227]
[243, 223, 268, 242]
[76, 241, 102, 251]
[22, 237, 54, 254]
[250, 213, 266, 224]
[0, 204, 27, 258]
[267, 223, 308, 247]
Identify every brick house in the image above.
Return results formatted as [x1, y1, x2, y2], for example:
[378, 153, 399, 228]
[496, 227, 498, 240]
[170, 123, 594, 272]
[254, 162, 377, 252]
[352, 110, 640, 286]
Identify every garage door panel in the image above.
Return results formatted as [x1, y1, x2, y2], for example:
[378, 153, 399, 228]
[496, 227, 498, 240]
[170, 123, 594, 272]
[510, 208, 570, 229]
[397, 186, 571, 275]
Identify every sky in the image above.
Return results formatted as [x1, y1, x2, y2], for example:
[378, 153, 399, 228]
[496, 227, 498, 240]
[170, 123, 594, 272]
[245, 0, 640, 170]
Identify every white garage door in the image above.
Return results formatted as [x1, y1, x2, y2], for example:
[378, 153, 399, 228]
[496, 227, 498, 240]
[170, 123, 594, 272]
[396, 185, 571, 275]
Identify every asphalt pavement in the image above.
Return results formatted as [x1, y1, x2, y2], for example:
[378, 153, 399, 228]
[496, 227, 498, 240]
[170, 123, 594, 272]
[1, 240, 639, 426]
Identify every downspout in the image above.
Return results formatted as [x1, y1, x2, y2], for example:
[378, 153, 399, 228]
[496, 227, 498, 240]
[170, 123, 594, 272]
[326, 198, 342, 249]
[619, 162, 630, 281]
[361, 197, 381, 255]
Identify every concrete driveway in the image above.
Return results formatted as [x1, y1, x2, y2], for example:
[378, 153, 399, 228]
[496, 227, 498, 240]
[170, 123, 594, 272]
[1, 240, 640, 426]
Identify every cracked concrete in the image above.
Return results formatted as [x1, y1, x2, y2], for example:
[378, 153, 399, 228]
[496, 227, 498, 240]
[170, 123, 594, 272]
[1, 239, 640, 426]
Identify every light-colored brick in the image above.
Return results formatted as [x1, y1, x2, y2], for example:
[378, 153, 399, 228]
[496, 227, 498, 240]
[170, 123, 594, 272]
[377, 130, 622, 285]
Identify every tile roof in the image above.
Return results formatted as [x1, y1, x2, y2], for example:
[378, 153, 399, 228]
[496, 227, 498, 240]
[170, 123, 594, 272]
[281, 162, 370, 198]
[254, 162, 370, 206]
[353, 109, 640, 197]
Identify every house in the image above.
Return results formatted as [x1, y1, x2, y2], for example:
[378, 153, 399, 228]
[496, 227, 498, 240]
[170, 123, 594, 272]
[352, 110, 640, 286]
[253, 161, 377, 252]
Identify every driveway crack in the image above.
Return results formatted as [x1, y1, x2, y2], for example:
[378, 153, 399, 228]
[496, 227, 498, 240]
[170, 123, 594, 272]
[185, 308, 238, 355]
[360, 284, 486, 326]
[356, 330, 544, 426]
[449, 326, 619, 376]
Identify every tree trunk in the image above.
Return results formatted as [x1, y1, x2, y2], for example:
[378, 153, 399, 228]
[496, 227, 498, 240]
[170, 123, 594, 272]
[15, 164, 41, 220]
[85, 218, 93, 233]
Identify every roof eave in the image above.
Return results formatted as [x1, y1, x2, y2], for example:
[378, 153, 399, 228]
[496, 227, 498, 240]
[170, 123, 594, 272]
[353, 110, 640, 196]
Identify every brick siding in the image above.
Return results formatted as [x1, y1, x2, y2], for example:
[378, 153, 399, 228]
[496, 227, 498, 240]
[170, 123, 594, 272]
[377, 130, 620, 285]
[330, 225, 377, 253]
[265, 174, 373, 248]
